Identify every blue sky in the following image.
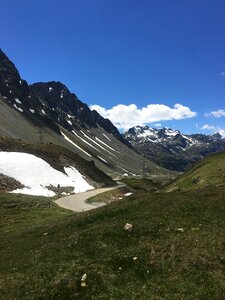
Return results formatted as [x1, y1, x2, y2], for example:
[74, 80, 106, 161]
[1, 0, 225, 135]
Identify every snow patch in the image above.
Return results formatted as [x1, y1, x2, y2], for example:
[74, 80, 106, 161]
[95, 137, 116, 151]
[0, 152, 94, 197]
[29, 109, 35, 114]
[61, 131, 92, 157]
[124, 192, 133, 196]
[97, 156, 109, 164]
[15, 98, 21, 104]
[102, 133, 111, 141]
[80, 131, 117, 157]
[72, 131, 100, 152]
[13, 104, 23, 112]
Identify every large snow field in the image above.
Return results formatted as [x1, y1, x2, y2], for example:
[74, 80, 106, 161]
[0, 152, 94, 196]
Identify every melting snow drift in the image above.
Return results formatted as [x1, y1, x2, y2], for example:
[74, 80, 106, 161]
[0, 152, 94, 197]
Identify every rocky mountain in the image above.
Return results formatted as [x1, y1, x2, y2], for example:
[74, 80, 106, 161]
[124, 126, 225, 171]
[0, 49, 170, 179]
[29, 81, 131, 148]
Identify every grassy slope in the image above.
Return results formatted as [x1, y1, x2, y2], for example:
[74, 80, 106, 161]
[165, 152, 225, 192]
[1, 182, 225, 299]
[87, 178, 163, 204]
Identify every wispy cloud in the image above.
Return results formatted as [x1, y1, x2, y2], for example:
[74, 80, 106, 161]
[154, 123, 162, 127]
[220, 72, 225, 76]
[201, 124, 225, 137]
[90, 103, 197, 131]
[205, 109, 225, 118]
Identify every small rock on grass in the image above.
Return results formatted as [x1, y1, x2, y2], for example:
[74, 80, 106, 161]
[124, 223, 133, 232]
[81, 273, 87, 288]
[81, 273, 87, 282]
[81, 282, 87, 288]
[175, 228, 184, 233]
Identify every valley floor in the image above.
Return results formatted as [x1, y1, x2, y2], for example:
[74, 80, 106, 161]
[1, 181, 225, 299]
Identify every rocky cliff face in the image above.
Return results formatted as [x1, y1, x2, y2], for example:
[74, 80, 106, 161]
[30, 81, 131, 147]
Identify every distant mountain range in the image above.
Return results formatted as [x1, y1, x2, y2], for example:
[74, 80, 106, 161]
[0, 49, 167, 179]
[124, 126, 225, 171]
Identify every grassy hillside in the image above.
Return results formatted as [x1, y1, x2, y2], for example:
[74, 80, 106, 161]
[1, 181, 225, 299]
[165, 152, 225, 192]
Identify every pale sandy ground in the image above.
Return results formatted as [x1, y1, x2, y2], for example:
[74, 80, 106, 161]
[55, 183, 125, 212]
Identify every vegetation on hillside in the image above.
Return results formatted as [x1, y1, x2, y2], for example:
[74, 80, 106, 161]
[1, 176, 225, 299]
[165, 152, 225, 192]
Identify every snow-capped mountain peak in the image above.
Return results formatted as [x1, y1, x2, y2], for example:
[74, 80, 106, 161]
[124, 125, 225, 171]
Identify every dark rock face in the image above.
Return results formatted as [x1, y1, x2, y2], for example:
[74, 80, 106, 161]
[124, 126, 225, 171]
[0, 49, 60, 133]
[0, 49, 129, 146]
[0, 49, 39, 109]
[30, 81, 131, 147]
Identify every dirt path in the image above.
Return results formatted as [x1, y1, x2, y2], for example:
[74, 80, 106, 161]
[55, 183, 125, 212]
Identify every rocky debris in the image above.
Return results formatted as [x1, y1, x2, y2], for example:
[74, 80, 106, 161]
[47, 185, 75, 196]
[192, 176, 201, 184]
[124, 223, 133, 232]
[0, 174, 24, 192]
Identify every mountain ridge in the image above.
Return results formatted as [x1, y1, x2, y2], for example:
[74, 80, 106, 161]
[0, 49, 169, 179]
[124, 125, 225, 171]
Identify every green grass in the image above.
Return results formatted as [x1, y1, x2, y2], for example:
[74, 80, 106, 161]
[87, 187, 131, 204]
[121, 177, 163, 192]
[165, 151, 225, 192]
[87, 178, 162, 204]
[1, 184, 225, 299]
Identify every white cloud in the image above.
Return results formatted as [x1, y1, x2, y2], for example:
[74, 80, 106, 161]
[154, 123, 162, 127]
[201, 124, 216, 131]
[201, 124, 225, 137]
[219, 129, 225, 137]
[205, 109, 225, 118]
[90, 103, 197, 131]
